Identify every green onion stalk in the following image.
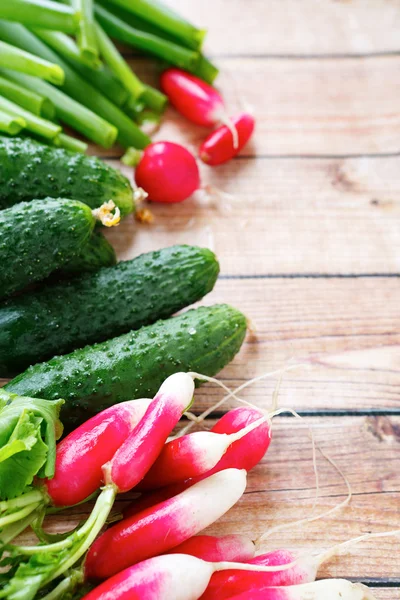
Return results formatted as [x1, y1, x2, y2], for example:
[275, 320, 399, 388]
[73, 0, 99, 67]
[0, 0, 79, 35]
[0, 40, 64, 85]
[95, 21, 145, 101]
[33, 29, 129, 106]
[0, 73, 54, 119]
[0, 109, 25, 135]
[0, 21, 151, 149]
[55, 132, 88, 153]
[95, 4, 200, 72]
[0, 94, 61, 140]
[0, 69, 117, 149]
[105, 0, 206, 51]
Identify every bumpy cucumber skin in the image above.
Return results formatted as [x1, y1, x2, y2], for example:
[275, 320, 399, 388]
[56, 231, 117, 277]
[0, 245, 219, 376]
[0, 198, 94, 300]
[0, 137, 134, 217]
[5, 304, 247, 429]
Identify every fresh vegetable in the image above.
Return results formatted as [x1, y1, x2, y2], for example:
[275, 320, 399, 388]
[0, 245, 219, 376]
[0, 0, 79, 35]
[56, 132, 88, 153]
[0, 136, 133, 214]
[0, 72, 54, 118]
[1, 68, 118, 148]
[0, 40, 64, 84]
[44, 398, 153, 507]
[56, 231, 117, 278]
[104, 0, 206, 51]
[95, 4, 200, 73]
[136, 414, 268, 490]
[0, 93, 61, 140]
[161, 68, 226, 128]
[135, 141, 200, 203]
[82, 554, 376, 600]
[0, 197, 100, 299]
[73, 0, 99, 67]
[0, 21, 151, 149]
[0, 109, 25, 134]
[5, 304, 246, 429]
[165, 535, 255, 563]
[200, 113, 255, 166]
[85, 468, 247, 580]
[200, 550, 317, 600]
[221, 580, 376, 600]
[0, 389, 63, 500]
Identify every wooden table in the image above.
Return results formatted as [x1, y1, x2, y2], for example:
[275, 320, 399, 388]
[5, 1, 400, 597]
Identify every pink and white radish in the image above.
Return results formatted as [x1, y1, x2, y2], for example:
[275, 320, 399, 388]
[102, 372, 194, 492]
[166, 534, 255, 563]
[200, 113, 255, 166]
[82, 554, 376, 600]
[136, 413, 269, 490]
[84, 468, 248, 580]
[134, 141, 200, 203]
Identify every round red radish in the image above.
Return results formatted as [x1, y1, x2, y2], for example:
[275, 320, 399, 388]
[200, 113, 255, 166]
[161, 68, 225, 127]
[135, 141, 200, 203]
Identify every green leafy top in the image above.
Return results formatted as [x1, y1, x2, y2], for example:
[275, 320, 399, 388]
[0, 390, 64, 500]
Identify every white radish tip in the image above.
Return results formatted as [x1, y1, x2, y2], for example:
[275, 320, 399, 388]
[157, 372, 195, 410]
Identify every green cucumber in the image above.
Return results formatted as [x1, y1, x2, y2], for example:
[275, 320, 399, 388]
[56, 231, 117, 277]
[0, 136, 134, 217]
[0, 198, 97, 299]
[0, 245, 219, 375]
[5, 304, 247, 429]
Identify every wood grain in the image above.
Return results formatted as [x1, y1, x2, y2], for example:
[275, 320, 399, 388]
[103, 156, 400, 276]
[162, 0, 400, 56]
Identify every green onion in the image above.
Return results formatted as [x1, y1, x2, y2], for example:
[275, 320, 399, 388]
[0, 93, 61, 140]
[0, 0, 79, 35]
[141, 85, 167, 113]
[0, 40, 64, 84]
[55, 132, 88, 153]
[0, 73, 55, 119]
[73, 0, 99, 67]
[1, 69, 117, 148]
[95, 21, 145, 101]
[33, 28, 101, 70]
[0, 21, 151, 148]
[0, 108, 26, 135]
[105, 0, 206, 51]
[192, 55, 219, 85]
[33, 29, 129, 106]
[95, 4, 200, 72]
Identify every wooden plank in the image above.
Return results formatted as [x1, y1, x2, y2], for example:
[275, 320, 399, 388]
[91, 56, 400, 157]
[15, 417, 400, 583]
[164, 0, 400, 56]
[2, 277, 400, 412]
[104, 156, 400, 276]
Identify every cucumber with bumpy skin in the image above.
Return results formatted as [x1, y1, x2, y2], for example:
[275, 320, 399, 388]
[5, 304, 247, 429]
[0, 245, 219, 376]
[0, 136, 135, 217]
[56, 231, 117, 277]
[0, 198, 97, 300]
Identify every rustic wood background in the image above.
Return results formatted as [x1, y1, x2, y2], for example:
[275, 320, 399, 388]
[3, 1, 400, 596]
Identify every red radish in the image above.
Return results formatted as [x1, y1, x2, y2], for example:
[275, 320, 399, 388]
[124, 406, 271, 517]
[166, 534, 255, 563]
[85, 468, 247, 581]
[134, 141, 200, 203]
[82, 554, 375, 600]
[199, 549, 317, 600]
[102, 372, 194, 493]
[223, 580, 376, 600]
[44, 399, 152, 507]
[136, 414, 269, 490]
[161, 69, 226, 128]
[200, 113, 255, 166]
